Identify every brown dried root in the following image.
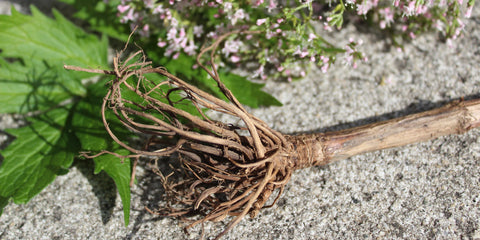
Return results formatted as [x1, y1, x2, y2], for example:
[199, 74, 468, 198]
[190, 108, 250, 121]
[67, 31, 305, 239]
[65, 31, 480, 239]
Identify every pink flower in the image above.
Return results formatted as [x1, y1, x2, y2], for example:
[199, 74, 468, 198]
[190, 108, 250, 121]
[409, 31, 416, 39]
[120, 8, 138, 23]
[465, 6, 473, 18]
[139, 24, 150, 37]
[321, 64, 329, 73]
[184, 40, 197, 56]
[193, 25, 204, 37]
[117, 4, 130, 13]
[144, 0, 154, 8]
[230, 9, 247, 25]
[267, 0, 277, 12]
[153, 5, 165, 14]
[173, 52, 180, 59]
[323, 22, 332, 32]
[230, 55, 240, 62]
[252, 65, 265, 79]
[379, 7, 394, 29]
[253, 0, 264, 6]
[257, 18, 268, 26]
[166, 28, 177, 40]
[222, 39, 243, 57]
[157, 41, 167, 47]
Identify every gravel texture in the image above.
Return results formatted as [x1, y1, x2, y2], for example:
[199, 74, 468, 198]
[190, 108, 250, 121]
[1, 2, 480, 240]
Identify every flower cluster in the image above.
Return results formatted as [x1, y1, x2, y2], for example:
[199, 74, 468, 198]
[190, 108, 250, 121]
[112, 0, 474, 80]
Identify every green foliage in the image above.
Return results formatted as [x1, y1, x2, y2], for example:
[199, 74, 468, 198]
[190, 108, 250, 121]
[0, 3, 280, 225]
[0, 6, 133, 224]
[0, 106, 75, 204]
[0, 58, 85, 114]
[70, 81, 133, 224]
[58, 0, 130, 41]
[0, 7, 108, 72]
[219, 71, 282, 108]
[153, 53, 282, 108]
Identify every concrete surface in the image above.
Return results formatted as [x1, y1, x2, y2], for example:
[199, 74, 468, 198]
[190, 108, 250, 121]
[1, 1, 479, 239]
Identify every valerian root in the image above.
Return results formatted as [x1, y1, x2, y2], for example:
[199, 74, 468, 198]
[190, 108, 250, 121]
[65, 32, 480, 239]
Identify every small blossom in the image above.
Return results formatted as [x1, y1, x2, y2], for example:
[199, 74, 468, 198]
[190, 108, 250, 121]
[223, 2, 232, 11]
[230, 9, 248, 25]
[222, 39, 243, 57]
[323, 22, 332, 32]
[267, 0, 277, 12]
[256, 18, 268, 26]
[252, 65, 265, 79]
[184, 40, 197, 56]
[117, 4, 130, 13]
[139, 24, 150, 37]
[173, 52, 180, 59]
[230, 55, 241, 62]
[157, 40, 167, 47]
[144, 0, 154, 8]
[193, 25, 204, 37]
[152, 5, 164, 14]
[465, 6, 473, 18]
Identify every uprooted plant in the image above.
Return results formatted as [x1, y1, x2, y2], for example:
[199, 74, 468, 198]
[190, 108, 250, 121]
[65, 31, 480, 239]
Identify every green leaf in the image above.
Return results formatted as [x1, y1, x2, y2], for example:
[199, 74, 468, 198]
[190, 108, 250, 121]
[0, 58, 86, 114]
[0, 5, 109, 114]
[0, 196, 9, 215]
[71, 81, 132, 225]
[0, 106, 77, 205]
[0, 5, 113, 218]
[219, 71, 282, 108]
[93, 150, 131, 225]
[0, 6, 109, 71]
[58, 0, 130, 41]
[153, 53, 282, 108]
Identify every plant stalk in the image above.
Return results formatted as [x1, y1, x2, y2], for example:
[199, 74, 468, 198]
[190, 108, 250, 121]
[289, 98, 480, 170]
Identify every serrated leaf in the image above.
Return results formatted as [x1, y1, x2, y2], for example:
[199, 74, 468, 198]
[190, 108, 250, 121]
[0, 5, 109, 114]
[0, 6, 108, 72]
[71, 81, 132, 225]
[0, 58, 86, 114]
[0, 106, 77, 205]
[0, 5, 112, 218]
[93, 150, 131, 225]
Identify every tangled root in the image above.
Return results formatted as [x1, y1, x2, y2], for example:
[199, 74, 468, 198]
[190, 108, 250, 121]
[100, 31, 300, 238]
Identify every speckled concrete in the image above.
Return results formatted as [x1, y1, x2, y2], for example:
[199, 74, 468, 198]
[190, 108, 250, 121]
[1, 2, 479, 240]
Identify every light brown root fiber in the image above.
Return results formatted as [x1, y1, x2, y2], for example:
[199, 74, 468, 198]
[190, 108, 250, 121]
[64, 32, 480, 239]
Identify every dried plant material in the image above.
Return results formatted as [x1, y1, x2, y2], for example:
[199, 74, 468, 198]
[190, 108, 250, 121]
[65, 31, 480, 239]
